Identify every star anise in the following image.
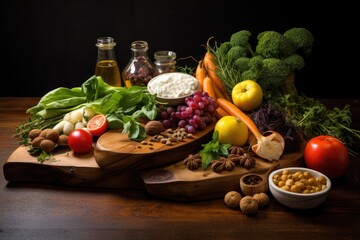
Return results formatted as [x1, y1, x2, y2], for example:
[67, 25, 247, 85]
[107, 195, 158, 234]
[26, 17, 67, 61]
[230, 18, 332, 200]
[184, 153, 202, 170]
[211, 157, 236, 173]
[242, 153, 256, 169]
[229, 146, 246, 155]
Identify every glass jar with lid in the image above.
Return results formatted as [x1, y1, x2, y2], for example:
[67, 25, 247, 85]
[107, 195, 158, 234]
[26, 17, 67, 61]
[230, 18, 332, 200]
[122, 40, 158, 87]
[95, 37, 122, 86]
[154, 51, 177, 74]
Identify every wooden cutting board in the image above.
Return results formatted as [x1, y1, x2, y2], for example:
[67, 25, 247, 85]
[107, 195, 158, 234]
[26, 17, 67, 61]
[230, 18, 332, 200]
[3, 146, 147, 189]
[142, 148, 304, 201]
[94, 124, 214, 170]
[3, 124, 214, 189]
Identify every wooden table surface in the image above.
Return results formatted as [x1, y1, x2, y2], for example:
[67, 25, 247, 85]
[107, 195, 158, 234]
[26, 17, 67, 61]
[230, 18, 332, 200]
[1, 97, 360, 240]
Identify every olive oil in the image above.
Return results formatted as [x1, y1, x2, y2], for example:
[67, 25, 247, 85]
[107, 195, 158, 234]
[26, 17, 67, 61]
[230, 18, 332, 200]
[95, 37, 122, 86]
[95, 60, 121, 86]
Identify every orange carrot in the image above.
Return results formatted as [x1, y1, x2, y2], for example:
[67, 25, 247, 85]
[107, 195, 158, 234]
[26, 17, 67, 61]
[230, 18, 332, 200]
[202, 76, 217, 100]
[217, 97, 285, 161]
[216, 106, 229, 118]
[212, 80, 228, 99]
[203, 51, 231, 100]
[216, 97, 261, 139]
[195, 60, 206, 92]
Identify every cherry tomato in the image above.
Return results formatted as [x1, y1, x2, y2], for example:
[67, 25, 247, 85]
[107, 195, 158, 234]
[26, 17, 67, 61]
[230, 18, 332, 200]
[304, 135, 349, 179]
[68, 129, 93, 154]
[87, 114, 108, 137]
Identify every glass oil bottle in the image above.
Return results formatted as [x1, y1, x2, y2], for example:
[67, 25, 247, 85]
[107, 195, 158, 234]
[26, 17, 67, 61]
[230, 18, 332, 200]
[95, 37, 122, 86]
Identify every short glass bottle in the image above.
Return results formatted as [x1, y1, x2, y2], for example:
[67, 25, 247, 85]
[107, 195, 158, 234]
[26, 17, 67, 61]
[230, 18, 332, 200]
[95, 37, 122, 86]
[154, 51, 177, 74]
[122, 40, 158, 87]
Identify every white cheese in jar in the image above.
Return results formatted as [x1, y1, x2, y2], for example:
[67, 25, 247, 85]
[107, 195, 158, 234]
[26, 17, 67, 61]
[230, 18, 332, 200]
[147, 73, 198, 98]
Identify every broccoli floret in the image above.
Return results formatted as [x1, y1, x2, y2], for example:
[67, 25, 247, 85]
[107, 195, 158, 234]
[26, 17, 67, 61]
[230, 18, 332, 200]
[229, 30, 254, 57]
[216, 41, 232, 56]
[283, 27, 314, 56]
[234, 57, 250, 72]
[240, 56, 264, 81]
[248, 55, 264, 71]
[283, 54, 305, 71]
[255, 31, 295, 59]
[230, 30, 251, 47]
[227, 46, 248, 63]
[241, 69, 258, 81]
[257, 58, 292, 92]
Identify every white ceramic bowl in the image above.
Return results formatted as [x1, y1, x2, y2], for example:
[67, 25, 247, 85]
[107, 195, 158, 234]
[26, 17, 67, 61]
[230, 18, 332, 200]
[269, 167, 331, 209]
[147, 72, 199, 106]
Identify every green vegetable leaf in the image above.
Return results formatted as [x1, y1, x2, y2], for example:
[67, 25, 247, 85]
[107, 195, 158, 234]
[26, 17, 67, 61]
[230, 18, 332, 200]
[106, 113, 123, 130]
[199, 131, 231, 169]
[122, 117, 147, 141]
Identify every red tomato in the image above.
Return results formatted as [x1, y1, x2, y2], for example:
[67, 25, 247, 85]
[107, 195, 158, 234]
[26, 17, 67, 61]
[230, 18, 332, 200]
[304, 135, 349, 179]
[68, 129, 93, 154]
[87, 114, 108, 137]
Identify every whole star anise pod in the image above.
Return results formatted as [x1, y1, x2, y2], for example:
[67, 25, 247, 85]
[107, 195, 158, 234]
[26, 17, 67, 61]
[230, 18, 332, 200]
[242, 153, 256, 169]
[211, 157, 236, 173]
[229, 146, 246, 155]
[184, 153, 202, 170]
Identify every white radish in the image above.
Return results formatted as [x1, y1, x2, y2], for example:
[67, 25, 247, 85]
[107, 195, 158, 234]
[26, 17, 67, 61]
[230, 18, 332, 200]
[83, 107, 95, 121]
[69, 108, 84, 124]
[63, 121, 75, 135]
[53, 120, 67, 133]
[74, 121, 85, 130]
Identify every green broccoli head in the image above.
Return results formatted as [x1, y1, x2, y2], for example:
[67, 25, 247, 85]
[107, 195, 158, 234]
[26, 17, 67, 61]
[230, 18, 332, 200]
[241, 69, 258, 81]
[248, 55, 264, 71]
[283, 54, 305, 71]
[227, 46, 248, 63]
[257, 58, 292, 91]
[239, 56, 264, 81]
[234, 57, 250, 72]
[283, 27, 314, 56]
[216, 41, 232, 56]
[255, 31, 295, 59]
[230, 30, 252, 47]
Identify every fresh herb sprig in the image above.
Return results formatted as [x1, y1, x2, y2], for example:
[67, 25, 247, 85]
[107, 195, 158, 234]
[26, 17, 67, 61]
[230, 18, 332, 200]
[271, 94, 360, 154]
[199, 130, 231, 169]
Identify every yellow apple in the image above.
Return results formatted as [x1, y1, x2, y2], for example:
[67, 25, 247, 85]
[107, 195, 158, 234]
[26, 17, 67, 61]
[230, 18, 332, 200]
[231, 80, 263, 111]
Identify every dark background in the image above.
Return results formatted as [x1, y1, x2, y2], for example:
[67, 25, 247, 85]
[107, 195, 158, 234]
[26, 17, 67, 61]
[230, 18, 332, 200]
[2, 0, 358, 98]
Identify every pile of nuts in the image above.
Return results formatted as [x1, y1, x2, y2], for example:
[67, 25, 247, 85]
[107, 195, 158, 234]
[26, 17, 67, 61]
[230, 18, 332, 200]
[272, 169, 328, 194]
[224, 190, 269, 215]
[29, 128, 68, 153]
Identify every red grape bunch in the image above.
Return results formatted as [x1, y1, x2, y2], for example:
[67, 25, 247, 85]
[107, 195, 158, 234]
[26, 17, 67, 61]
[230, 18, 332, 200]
[158, 91, 219, 134]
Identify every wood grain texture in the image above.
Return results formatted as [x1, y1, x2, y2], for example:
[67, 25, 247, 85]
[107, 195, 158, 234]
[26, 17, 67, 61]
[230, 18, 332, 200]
[1, 98, 360, 240]
[142, 148, 304, 201]
[94, 125, 214, 170]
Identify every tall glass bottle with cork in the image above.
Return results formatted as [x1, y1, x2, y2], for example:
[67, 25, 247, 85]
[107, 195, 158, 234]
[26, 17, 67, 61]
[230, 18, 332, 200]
[122, 40, 158, 87]
[95, 37, 122, 86]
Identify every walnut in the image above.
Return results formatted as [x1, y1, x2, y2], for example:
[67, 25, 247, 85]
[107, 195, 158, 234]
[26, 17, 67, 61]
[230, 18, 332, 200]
[239, 196, 258, 215]
[252, 193, 269, 208]
[184, 153, 202, 170]
[211, 157, 236, 173]
[145, 120, 165, 136]
[224, 191, 242, 208]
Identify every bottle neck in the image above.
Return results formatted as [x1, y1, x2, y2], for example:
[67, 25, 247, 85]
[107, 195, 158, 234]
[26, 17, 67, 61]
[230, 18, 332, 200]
[131, 41, 149, 59]
[96, 37, 117, 62]
[97, 46, 117, 62]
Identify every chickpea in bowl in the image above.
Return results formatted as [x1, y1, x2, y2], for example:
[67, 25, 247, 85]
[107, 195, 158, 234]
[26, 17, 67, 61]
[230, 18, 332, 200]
[268, 167, 331, 209]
